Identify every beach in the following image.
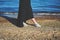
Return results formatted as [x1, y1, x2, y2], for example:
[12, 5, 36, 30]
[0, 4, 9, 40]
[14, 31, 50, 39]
[0, 16, 60, 40]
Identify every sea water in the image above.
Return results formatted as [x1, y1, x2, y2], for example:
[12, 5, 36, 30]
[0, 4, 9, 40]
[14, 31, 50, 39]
[0, 0, 60, 18]
[0, 0, 60, 12]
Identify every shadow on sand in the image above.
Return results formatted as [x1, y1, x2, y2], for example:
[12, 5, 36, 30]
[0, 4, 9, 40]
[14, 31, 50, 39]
[0, 16, 22, 27]
[1, 16, 35, 27]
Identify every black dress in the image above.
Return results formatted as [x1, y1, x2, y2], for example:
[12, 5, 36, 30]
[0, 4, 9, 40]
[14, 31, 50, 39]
[17, 0, 34, 27]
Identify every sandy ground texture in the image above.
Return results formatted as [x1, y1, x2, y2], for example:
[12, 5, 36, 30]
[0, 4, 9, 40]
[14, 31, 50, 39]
[0, 16, 60, 40]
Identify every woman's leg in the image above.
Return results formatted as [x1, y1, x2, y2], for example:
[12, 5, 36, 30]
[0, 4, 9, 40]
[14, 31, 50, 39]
[22, 18, 41, 27]
[31, 18, 41, 27]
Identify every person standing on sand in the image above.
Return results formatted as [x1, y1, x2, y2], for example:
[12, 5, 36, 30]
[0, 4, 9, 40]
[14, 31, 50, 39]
[17, 0, 41, 27]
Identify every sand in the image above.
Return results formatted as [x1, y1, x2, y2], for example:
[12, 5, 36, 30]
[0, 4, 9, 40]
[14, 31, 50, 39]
[0, 16, 60, 40]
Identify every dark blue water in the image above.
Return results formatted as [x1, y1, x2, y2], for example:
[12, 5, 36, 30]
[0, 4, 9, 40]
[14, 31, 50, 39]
[0, 0, 60, 12]
[0, 0, 60, 18]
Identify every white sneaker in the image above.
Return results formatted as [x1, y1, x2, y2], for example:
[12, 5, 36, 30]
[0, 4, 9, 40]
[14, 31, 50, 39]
[23, 22, 28, 26]
[34, 23, 41, 27]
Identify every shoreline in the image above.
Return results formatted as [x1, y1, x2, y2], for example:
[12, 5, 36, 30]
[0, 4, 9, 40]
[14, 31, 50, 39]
[0, 13, 60, 18]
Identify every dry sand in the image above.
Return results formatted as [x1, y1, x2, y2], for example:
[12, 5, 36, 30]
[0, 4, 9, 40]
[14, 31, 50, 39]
[0, 16, 60, 40]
